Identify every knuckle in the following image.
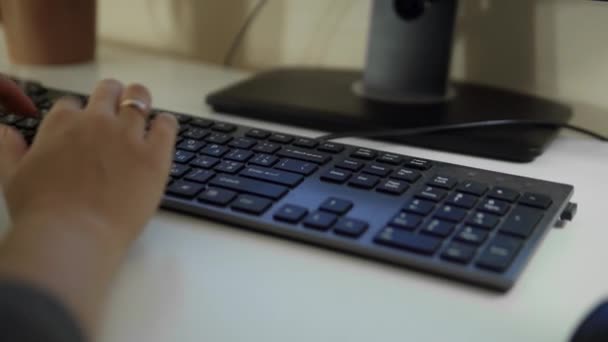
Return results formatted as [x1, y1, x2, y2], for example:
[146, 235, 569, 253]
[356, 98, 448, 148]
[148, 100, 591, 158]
[99, 78, 123, 90]
[127, 83, 150, 96]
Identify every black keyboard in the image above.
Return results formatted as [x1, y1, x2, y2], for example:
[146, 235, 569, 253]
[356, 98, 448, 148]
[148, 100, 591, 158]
[3, 79, 577, 291]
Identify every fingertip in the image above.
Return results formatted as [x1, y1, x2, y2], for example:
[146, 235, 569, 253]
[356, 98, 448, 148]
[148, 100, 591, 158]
[0, 76, 38, 116]
[148, 112, 178, 145]
[157, 112, 178, 129]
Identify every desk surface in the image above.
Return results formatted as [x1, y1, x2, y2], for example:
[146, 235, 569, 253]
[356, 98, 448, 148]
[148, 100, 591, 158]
[1, 41, 608, 342]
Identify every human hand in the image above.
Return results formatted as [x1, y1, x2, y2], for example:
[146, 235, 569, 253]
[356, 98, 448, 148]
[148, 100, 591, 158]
[0, 79, 177, 334]
[0, 79, 177, 247]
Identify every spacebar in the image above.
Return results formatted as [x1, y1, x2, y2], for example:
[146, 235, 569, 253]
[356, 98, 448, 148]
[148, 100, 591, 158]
[209, 174, 288, 199]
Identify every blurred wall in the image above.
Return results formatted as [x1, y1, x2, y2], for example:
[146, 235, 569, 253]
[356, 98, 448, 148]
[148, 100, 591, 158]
[98, 0, 608, 110]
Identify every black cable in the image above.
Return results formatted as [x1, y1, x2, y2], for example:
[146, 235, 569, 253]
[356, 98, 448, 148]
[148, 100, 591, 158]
[317, 119, 608, 142]
[223, 0, 269, 67]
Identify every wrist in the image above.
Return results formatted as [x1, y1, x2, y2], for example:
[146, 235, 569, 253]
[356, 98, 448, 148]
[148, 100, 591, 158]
[0, 211, 128, 335]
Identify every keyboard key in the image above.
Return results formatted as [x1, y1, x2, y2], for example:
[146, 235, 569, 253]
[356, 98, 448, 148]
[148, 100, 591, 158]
[231, 195, 272, 215]
[174, 150, 195, 164]
[391, 168, 421, 183]
[446, 192, 478, 209]
[212, 122, 237, 133]
[428, 175, 457, 189]
[253, 142, 281, 154]
[184, 169, 215, 184]
[476, 235, 523, 272]
[377, 179, 409, 195]
[269, 133, 294, 144]
[318, 142, 344, 153]
[250, 154, 279, 167]
[200, 144, 229, 157]
[190, 118, 214, 128]
[488, 187, 520, 202]
[274, 204, 308, 223]
[171, 113, 191, 124]
[421, 219, 455, 238]
[277, 147, 331, 164]
[166, 181, 204, 198]
[320, 197, 353, 215]
[214, 161, 244, 174]
[434, 205, 468, 222]
[333, 218, 368, 237]
[457, 181, 488, 196]
[293, 137, 318, 148]
[519, 193, 553, 209]
[467, 212, 500, 229]
[205, 133, 233, 145]
[0, 114, 23, 125]
[275, 159, 318, 175]
[24, 82, 47, 96]
[362, 163, 392, 177]
[389, 212, 423, 230]
[479, 198, 510, 216]
[441, 242, 477, 264]
[229, 137, 257, 149]
[240, 166, 303, 187]
[198, 187, 237, 206]
[170, 163, 190, 178]
[416, 186, 447, 202]
[225, 149, 254, 162]
[377, 153, 404, 165]
[499, 206, 544, 238]
[335, 159, 364, 172]
[190, 156, 220, 169]
[351, 148, 377, 160]
[303, 211, 338, 231]
[403, 198, 435, 215]
[404, 158, 433, 170]
[455, 226, 489, 245]
[246, 128, 271, 139]
[177, 139, 205, 152]
[375, 227, 441, 255]
[209, 175, 288, 199]
[16, 117, 40, 129]
[182, 128, 209, 140]
[320, 169, 352, 184]
[348, 174, 380, 189]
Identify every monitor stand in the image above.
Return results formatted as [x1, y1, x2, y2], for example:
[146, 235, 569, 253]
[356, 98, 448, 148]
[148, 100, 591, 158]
[207, 1, 572, 163]
[206, 68, 572, 163]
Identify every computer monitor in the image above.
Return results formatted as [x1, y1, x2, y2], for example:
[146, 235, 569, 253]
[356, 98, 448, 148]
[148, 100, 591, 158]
[207, 0, 576, 162]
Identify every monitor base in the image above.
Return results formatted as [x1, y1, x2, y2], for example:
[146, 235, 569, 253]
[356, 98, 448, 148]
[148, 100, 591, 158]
[206, 68, 572, 163]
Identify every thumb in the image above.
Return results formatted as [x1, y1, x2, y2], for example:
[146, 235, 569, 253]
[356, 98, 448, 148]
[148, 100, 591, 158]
[0, 124, 27, 184]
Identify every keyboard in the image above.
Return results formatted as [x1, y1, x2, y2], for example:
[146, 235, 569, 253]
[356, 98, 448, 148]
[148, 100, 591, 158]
[3, 79, 577, 291]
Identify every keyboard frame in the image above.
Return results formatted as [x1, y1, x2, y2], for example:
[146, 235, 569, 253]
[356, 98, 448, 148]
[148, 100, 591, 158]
[160, 122, 573, 292]
[36, 86, 574, 292]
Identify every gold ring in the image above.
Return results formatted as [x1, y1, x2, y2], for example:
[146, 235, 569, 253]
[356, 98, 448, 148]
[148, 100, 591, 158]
[120, 99, 148, 114]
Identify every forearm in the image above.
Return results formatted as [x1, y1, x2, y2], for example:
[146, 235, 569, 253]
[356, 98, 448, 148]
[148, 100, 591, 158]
[0, 214, 127, 337]
[0, 0, 96, 64]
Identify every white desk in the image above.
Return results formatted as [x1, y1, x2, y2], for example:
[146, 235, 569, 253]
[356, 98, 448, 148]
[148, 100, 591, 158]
[2, 41, 608, 342]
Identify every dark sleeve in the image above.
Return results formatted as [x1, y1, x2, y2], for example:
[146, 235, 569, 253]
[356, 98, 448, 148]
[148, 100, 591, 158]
[0, 281, 85, 342]
[571, 301, 608, 342]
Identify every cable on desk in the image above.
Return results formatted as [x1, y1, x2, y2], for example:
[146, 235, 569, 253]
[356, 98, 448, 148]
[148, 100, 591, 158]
[317, 119, 608, 142]
[223, 0, 269, 67]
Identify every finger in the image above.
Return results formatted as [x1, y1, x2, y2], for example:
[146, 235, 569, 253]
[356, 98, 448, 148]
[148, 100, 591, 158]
[0, 124, 27, 185]
[37, 96, 83, 132]
[86, 79, 123, 116]
[0, 75, 37, 116]
[117, 83, 151, 136]
[146, 113, 178, 167]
